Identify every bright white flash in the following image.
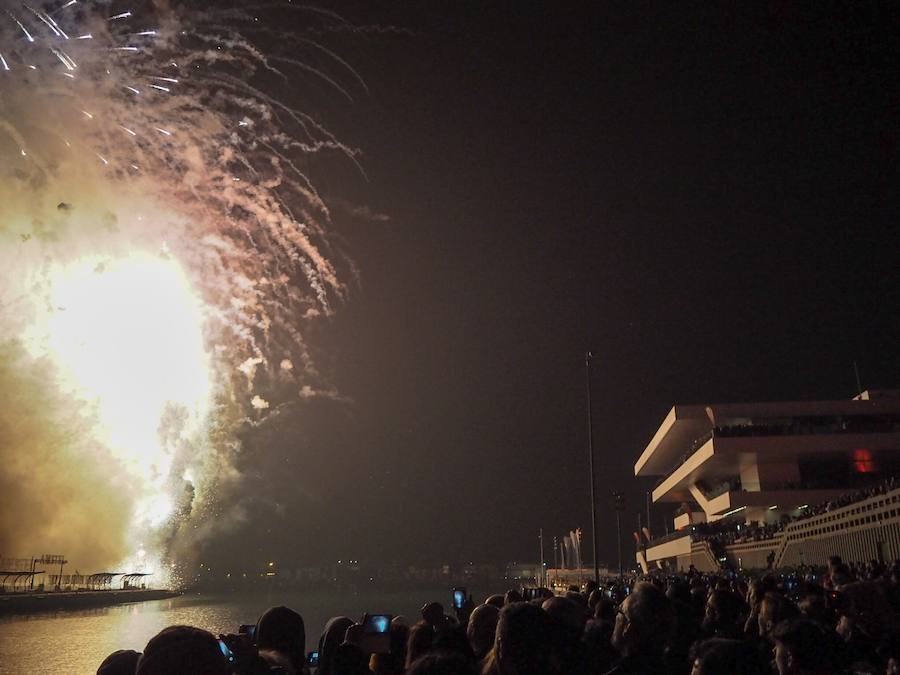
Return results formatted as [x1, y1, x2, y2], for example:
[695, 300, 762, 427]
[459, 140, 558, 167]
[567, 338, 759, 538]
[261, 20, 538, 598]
[23, 253, 213, 531]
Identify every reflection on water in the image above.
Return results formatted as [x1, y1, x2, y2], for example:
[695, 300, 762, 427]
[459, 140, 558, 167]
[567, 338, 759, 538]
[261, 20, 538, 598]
[0, 587, 467, 675]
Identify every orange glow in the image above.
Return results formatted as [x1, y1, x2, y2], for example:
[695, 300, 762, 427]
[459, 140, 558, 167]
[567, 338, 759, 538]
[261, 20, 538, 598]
[852, 449, 877, 473]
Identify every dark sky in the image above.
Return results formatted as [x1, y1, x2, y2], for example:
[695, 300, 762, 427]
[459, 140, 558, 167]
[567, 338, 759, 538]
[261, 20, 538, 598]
[218, 1, 899, 571]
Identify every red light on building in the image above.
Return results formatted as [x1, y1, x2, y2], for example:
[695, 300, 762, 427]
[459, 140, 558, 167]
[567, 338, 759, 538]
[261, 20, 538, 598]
[852, 449, 877, 473]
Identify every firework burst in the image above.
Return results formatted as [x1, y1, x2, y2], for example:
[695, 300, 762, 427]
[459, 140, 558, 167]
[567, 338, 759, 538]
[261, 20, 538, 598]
[0, 0, 363, 583]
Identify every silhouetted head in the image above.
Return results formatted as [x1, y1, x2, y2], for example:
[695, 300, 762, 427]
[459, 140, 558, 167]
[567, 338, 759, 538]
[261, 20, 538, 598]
[256, 605, 305, 670]
[772, 619, 833, 675]
[703, 590, 745, 635]
[611, 582, 675, 658]
[466, 604, 500, 659]
[599, 597, 619, 625]
[421, 602, 445, 627]
[690, 638, 762, 675]
[406, 621, 435, 667]
[666, 580, 691, 605]
[433, 624, 475, 662]
[758, 592, 800, 641]
[831, 563, 854, 588]
[542, 596, 586, 634]
[485, 594, 505, 609]
[495, 602, 553, 675]
[318, 616, 354, 675]
[747, 577, 776, 609]
[503, 590, 522, 605]
[97, 649, 141, 675]
[332, 642, 370, 675]
[564, 590, 587, 610]
[135, 625, 227, 675]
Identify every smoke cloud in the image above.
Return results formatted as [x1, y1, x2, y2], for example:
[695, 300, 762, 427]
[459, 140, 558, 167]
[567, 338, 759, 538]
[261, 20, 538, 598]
[0, 1, 361, 581]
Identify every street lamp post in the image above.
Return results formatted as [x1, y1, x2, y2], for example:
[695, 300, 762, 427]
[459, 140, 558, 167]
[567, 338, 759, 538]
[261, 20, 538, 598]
[613, 491, 625, 576]
[585, 352, 600, 585]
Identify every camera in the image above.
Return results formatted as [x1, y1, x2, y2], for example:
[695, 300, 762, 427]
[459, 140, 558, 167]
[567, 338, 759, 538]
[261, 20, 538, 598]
[452, 587, 467, 609]
[307, 650, 319, 666]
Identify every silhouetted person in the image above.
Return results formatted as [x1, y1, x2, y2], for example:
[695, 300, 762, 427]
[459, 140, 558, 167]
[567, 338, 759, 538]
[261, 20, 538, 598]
[135, 625, 228, 675]
[318, 616, 354, 675]
[758, 592, 800, 643]
[504, 590, 523, 605]
[606, 582, 675, 675]
[702, 590, 745, 640]
[689, 638, 764, 675]
[771, 619, 834, 675]
[468, 604, 500, 661]
[407, 620, 436, 668]
[371, 621, 409, 675]
[97, 649, 141, 675]
[542, 597, 588, 674]
[482, 602, 554, 675]
[433, 623, 477, 666]
[332, 641, 371, 675]
[422, 602, 448, 629]
[256, 605, 306, 673]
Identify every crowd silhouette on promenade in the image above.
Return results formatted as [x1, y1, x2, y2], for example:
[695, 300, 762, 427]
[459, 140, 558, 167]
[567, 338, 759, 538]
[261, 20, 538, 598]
[96, 552, 900, 675]
[674, 477, 900, 550]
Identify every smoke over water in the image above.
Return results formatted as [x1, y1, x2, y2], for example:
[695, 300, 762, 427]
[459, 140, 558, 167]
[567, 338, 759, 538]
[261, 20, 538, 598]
[0, 1, 359, 583]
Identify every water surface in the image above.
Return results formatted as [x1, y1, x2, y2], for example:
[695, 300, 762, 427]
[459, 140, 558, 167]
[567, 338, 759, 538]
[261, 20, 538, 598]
[0, 586, 472, 674]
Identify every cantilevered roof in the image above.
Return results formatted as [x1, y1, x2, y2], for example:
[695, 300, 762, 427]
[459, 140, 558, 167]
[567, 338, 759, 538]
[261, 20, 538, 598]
[634, 405, 710, 476]
[634, 395, 900, 477]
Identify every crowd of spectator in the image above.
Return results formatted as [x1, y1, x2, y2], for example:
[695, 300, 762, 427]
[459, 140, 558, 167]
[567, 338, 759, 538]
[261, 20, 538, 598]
[677, 477, 900, 551]
[96, 554, 900, 675]
[794, 477, 899, 521]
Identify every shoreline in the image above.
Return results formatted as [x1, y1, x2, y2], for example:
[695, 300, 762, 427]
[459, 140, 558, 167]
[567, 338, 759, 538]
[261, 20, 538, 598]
[0, 589, 181, 616]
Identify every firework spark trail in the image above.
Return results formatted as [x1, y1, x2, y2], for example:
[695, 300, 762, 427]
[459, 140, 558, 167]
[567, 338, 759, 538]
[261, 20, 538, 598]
[0, 0, 362, 582]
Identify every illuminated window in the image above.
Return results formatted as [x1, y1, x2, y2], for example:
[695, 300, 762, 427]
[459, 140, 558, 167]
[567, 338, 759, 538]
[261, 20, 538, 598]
[852, 449, 877, 473]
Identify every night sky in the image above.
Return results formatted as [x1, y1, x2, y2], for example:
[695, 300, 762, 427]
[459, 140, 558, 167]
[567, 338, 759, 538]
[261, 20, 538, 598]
[213, 2, 899, 571]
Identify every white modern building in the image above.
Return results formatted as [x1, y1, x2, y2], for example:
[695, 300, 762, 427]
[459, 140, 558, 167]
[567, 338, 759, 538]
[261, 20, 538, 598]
[634, 390, 900, 571]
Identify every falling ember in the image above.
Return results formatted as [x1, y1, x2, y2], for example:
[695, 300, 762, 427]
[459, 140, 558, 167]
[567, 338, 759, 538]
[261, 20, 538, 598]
[0, 0, 364, 583]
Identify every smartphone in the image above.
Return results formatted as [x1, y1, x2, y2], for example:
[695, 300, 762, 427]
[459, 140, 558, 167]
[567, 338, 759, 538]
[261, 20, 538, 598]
[359, 613, 392, 654]
[364, 613, 392, 634]
[218, 639, 236, 665]
[307, 650, 319, 666]
[238, 624, 256, 641]
[452, 587, 467, 609]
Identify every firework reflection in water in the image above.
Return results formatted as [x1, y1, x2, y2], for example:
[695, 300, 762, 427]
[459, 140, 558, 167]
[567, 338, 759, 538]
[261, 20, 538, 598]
[0, 0, 363, 583]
